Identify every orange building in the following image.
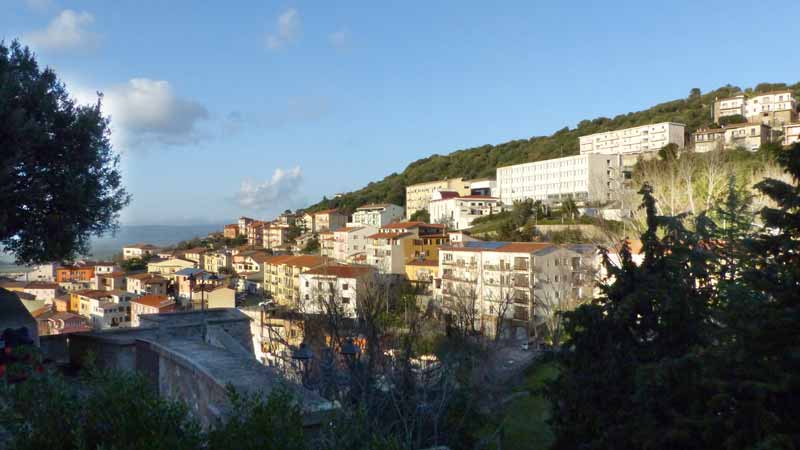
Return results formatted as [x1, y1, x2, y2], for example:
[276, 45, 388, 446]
[56, 265, 95, 283]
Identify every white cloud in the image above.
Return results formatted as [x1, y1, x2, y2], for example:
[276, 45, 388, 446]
[329, 29, 349, 48]
[237, 167, 303, 211]
[70, 78, 210, 150]
[23, 9, 99, 51]
[265, 8, 299, 50]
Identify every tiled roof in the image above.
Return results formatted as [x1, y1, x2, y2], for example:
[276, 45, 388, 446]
[356, 203, 396, 210]
[314, 208, 341, 215]
[383, 221, 445, 229]
[73, 289, 112, 299]
[368, 232, 412, 239]
[434, 191, 460, 200]
[302, 264, 374, 278]
[127, 273, 167, 283]
[132, 294, 172, 308]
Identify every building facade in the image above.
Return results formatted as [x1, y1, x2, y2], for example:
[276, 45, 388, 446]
[130, 295, 175, 327]
[366, 222, 447, 274]
[314, 209, 348, 232]
[579, 122, 686, 157]
[784, 123, 800, 147]
[428, 192, 502, 230]
[263, 255, 329, 307]
[332, 225, 377, 263]
[122, 244, 160, 260]
[299, 265, 375, 318]
[496, 153, 622, 205]
[351, 204, 405, 228]
[714, 91, 797, 126]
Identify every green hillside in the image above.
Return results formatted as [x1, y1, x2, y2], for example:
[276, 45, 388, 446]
[306, 82, 799, 214]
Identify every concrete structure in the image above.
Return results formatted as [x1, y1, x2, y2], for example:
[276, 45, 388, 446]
[123, 244, 160, 260]
[21, 282, 60, 301]
[332, 225, 377, 263]
[0, 288, 39, 346]
[147, 257, 197, 276]
[201, 250, 233, 274]
[692, 128, 725, 153]
[405, 178, 471, 220]
[579, 122, 686, 158]
[69, 289, 135, 330]
[437, 241, 596, 338]
[405, 259, 439, 295]
[428, 192, 502, 230]
[56, 264, 95, 283]
[366, 222, 447, 274]
[313, 209, 348, 232]
[130, 295, 175, 327]
[191, 285, 235, 309]
[468, 178, 497, 197]
[17, 263, 58, 282]
[714, 91, 797, 126]
[232, 251, 271, 274]
[96, 271, 127, 291]
[319, 231, 335, 258]
[784, 123, 800, 147]
[299, 265, 376, 318]
[43, 309, 331, 430]
[238, 216, 255, 236]
[496, 154, 622, 205]
[722, 123, 771, 151]
[262, 224, 289, 250]
[351, 204, 405, 228]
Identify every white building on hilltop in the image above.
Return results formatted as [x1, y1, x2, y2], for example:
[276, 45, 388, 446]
[714, 91, 797, 126]
[351, 204, 404, 228]
[496, 154, 622, 205]
[579, 122, 686, 157]
[428, 192, 502, 230]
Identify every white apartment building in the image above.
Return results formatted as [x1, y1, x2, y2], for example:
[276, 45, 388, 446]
[438, 242, 596, 338]
[202, 250, 233, 274]
[784, 123, 800, 147]
[579, 122, 686, 156]
[428, 192, 502, 230]
[351, 204, 404, 228]
[122, 244, 160, 260]
[298, 265, 375, 318]
[333, 225, 378, 263]
[496, 154, 622, 205]
[714, 91, 797, 126]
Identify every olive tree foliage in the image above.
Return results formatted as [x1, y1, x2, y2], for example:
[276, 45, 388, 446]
[0, 41, 129, 264]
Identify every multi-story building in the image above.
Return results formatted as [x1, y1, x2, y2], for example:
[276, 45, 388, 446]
[405, 178, 471, 220]
[147, 257, 197, 277]
[299, 265, 376, 318]
[202, 250, 233, 274]
[783, 123, 800, 147]
[714, 91, 797, 126]
[246, 221, 266, 247]
[130, 295, 175, 327]
[468, 178, 496, 197]
[21, 282, 60, 301]
[238, 216, 255, 236]
[723, 123, 771, 151]
[223, 224, 239, 239]
[314, 209, 348, 232]
[332, 225, 377, 263]
[56, 264, 95, 283]
[496, 154, 622, 205]
[69, 289, 135, 329]
[366, 222, 447, 274]
[437, 241, 595, 338]
[405, 259, 439, 295]
[263, 255, 329, 307]
[122, 244, 160, 260]
[232, 250, 271, 274]
[262, 224, 289, 250]
[96, 271, 127, 291]
[351, 204, 405, 228]
[126, 273, 168, 296]
[579, 122, 686, 158]
[319, 231, 335, 258]
[428, 192, 502, 230]
[692, 128, 726, 153]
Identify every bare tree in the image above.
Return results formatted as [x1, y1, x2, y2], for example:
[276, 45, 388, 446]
[698, 149, 731, 212]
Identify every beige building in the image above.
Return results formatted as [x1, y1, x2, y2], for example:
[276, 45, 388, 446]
[122, 244, 160, 260]
[714, 91, 797, 126]
[579, 122, 686, 157]
[692, 128, 725, 153]
[783, 123, 800, 147]
[126, 273, 168, 296]
[405, 178, 471, 220]
[263, 255, 330, 307]
[147, 257, 196, 277]
[202, 250, 233, 274]
[299, 265, 376, 318]
[723, 123, 771, 151]
[366, 222, 447, 274]
[262, 224, 289, 250]
[314, 209, 348, 232]
[333, 225, 377, 263]
[319, 231, 335, 258]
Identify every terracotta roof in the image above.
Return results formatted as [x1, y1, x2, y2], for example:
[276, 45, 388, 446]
[73, 289, 112, 299]
[99, 271, 127, 278]
[608, 239, 644, 255]
[434, 191, 460, 200]
[31, 305, 53, 318]
[261, 255, 296, 266]
[356, 203, 395, 210]
[286, 255, 329, 268]
[336, 226, 365, 233]
[51, 311, 85, 321]
[314, 208, 341, 215]
[127, 273, 167, 283]
[132, 294, 172, 308]
[0, 280, 27, 288]
[302, 264, 374, 278]
[383, 221, 444, 229]
[368, 232, 412, 239]
[24, 282, 59, 289]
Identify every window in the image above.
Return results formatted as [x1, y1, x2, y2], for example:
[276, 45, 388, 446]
[342, 283, 349, 290]
[342, 297, 350, 304]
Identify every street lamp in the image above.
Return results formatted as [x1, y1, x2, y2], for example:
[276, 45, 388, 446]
[292, 342, 313, 387]
[339, 338, 361, 361]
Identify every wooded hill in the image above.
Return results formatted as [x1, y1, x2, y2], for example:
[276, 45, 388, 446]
[305, 82, 800, 214]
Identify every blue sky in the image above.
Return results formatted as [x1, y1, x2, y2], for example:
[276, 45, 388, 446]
[3, 0, 799, 225]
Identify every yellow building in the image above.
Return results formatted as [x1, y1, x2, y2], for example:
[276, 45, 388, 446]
[263, 255, 329, 307]
[405, 259, 440, 295]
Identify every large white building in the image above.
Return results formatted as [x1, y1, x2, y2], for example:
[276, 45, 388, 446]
[496, 154, 622, 205]
[351, 204, 404, 228]
[299, 265, 375, 318]
[333, 225, 377, 263]
[437, 241, 596, 338]
[428, 192, 502, 230]
[579, 122, 686, 156]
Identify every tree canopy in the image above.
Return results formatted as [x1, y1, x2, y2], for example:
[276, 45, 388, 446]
[0, 41, 129, 264]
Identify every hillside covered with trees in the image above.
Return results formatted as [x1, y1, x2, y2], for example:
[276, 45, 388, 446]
[306, 82, 800, 214]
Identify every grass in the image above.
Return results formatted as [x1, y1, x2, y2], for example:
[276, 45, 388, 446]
[478, 361, 560, 450]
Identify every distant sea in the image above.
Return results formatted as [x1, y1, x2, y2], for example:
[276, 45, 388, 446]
[0, 224, 223, 268]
